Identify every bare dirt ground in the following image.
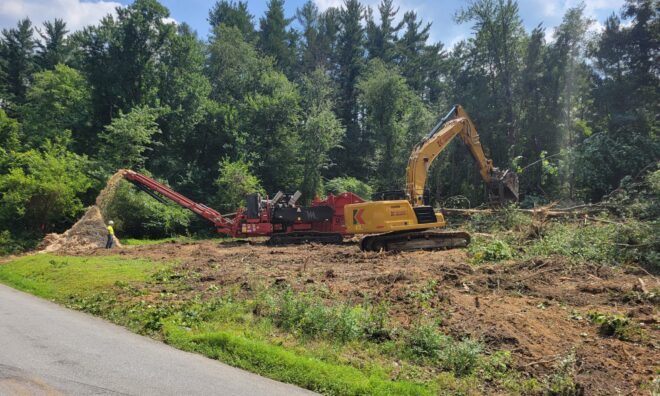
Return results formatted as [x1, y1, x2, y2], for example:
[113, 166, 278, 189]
[80, 240, 657, 395]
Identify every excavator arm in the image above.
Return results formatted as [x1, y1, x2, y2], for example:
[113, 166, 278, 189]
[405, 105, 518, 205]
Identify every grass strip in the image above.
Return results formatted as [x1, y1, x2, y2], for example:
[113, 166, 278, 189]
[164, 323, 435, 396]
[0, 254, 168, 299]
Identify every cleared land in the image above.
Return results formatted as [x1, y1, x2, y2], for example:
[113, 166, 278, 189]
[2, 230, 657, 395]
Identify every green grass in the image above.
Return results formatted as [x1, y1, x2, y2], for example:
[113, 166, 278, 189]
[165, 323, 435, 396]
[0, 254, 170, 300]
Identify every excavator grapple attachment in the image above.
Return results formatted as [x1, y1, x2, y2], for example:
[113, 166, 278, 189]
[488, 169, 519, 204]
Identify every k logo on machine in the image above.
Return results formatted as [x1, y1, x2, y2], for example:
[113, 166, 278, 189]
[352, 208, 365, 225]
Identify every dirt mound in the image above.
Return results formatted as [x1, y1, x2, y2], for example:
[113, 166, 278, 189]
[39, 206, 121, 253]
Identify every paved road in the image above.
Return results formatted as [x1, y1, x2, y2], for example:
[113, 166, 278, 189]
[0, 284, 316, 396]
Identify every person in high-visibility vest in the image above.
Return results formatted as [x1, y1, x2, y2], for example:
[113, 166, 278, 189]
[106, 220, 115, 249]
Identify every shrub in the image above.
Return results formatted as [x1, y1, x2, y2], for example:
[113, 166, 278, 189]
[103, 179, 192, 239]
[0, 230, 24, 255]
[0, 143, 91, 236]
[405, 324, 448, 361]
[469, 238, 514, 263]
[214, 159, 265, 211]
[443, 338, 483, 376]
[587, 312, 643, 342]
[546, 351, 578, 395]
[324, 177, 373, 200]
[405, 324, 484, 377]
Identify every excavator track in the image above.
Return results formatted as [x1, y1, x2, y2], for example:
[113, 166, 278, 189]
[267, 232, 344, 246]
[359, 230, 471, 252]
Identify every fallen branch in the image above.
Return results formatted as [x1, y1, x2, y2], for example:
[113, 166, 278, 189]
[522, 355, 560, 367]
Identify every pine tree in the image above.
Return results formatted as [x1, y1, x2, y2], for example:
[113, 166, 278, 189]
[258, 0, 296, 76]
[365, 0, 403, 62]
[395, 11, 446, 103]
[0, 19, 36, 107]
[335, 0, 365, 176]
[208, 0, 256, 42]
[36, 19, 70, 70]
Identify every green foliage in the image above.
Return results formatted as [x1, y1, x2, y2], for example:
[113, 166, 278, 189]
[404, 324, 483, 376]
[20, 64, 91, 148]
[98, 105, 161, 171]
[587, 312, 643, 342]
[74, 0, 174, 128]
[208, 1, 256, 41]
[214, 159, 265, 210]
[35, 19, 70, 70]
[0, 230, 29, 255]
[0, 108, 20, 153]
[524, 221, 638, 265]
[358, 59, 418, 190]
[102, 180, 191, 239]
[299, 68, 345, 201]
[0, 143, 90, 236]
[0, 18, 36, 105]
[546, 351, 578, 395]
[241, 70, 302, 192]
[468, 238, 514, 263]
[325, 176, 372, 199]
[267, 288, 366, 343]
[165, 325, 434, 396]
[405, 323, 448, 360]
[258, 0, 296, 75]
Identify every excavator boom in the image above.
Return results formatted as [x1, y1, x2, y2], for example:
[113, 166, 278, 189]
[406, 105, 518, 205]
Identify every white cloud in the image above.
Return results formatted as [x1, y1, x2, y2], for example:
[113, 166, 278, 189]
[314, 0, 345, 11]
[162, 16, 177, 25]
[0, 0, 121, 33]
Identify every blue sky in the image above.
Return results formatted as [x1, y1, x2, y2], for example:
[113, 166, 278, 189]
[1, 0, 627, 47]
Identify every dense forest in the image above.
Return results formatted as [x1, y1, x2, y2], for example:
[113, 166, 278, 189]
[0, 0, 658, 249]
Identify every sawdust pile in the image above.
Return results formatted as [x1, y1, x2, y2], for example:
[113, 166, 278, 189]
[96, 169, 127, 217]
[39, 171, 126, 253]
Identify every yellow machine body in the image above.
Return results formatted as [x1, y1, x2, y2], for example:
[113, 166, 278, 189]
[344, 199, 445, 234]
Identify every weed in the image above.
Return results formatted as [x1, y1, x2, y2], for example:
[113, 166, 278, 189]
[435, 372, 480, 396]
[49, 259, 69, 268]
[546, 351, 579, 395]
[442, 338, 483, 376]
[272, 288, 365, 343]
[405, 323, 448, 361]
[363, 302, 393, 341]
[469, 237, 514, 263]
[405, 324, 483, 377]
[413, 280, 437, 303]
[479, 351, 544, 394]
[587, 312, 643, 341]
[621, 287, 660, 304]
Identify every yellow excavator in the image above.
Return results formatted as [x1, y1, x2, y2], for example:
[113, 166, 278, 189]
[345, 105, 519, 252]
